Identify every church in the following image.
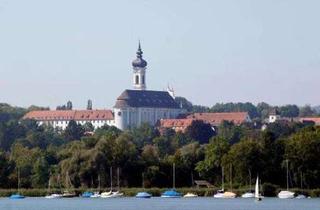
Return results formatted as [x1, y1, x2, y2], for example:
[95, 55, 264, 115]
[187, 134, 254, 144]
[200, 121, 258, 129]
[23, 43, 185, 130]
[113, 43, 185, 130]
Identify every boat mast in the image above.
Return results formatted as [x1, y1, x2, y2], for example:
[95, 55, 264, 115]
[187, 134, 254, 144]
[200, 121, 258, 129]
[110, 167, 113, 191]
[286, 160, 289, 191]
[98, 174, 101, 192]
[173, 163, 176, 189]
[249, 169, 252, 191]
[17, 167, 20, 193]
[142, 173, 145, 189]
[221, 167, 224, 191]
[117, 167, 120, 192]
[230, 164, 233, 191]
[300, 171, 303, 189]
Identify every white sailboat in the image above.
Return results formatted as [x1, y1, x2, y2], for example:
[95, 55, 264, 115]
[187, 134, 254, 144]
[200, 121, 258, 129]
[214, 166, 236, 198]
[278, 160, 295, 199]
[90, 174, 101, 198]
[101, 167, 123, 198]
[45, 177, 63, 199]
[242, 170, 254, 198]
[255, 176, 262, 201]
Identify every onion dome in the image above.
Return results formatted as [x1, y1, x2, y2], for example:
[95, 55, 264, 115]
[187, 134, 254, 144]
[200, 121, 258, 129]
[132, 42, 147, 68]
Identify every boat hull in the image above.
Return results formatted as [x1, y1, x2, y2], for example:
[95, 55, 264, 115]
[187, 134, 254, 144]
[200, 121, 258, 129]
[278, 191, 295, 199]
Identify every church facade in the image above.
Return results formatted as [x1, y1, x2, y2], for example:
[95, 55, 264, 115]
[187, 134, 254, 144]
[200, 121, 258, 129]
[114, 43, 184, 130]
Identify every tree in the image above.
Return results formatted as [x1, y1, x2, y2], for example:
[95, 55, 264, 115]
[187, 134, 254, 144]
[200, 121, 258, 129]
[196, 136, 229, 183]
[87, 100, 93, 110]
[257, 102, 271, 119]
[221, 138, 264, 185]
[83, 122, 94, 132]
[63, 120, 84, 141]
[66, 101, 73, 110]
[31, 155, 50, 188]
[185, 120, 215, 144]
[279, 105, 299, 117]
[284, 127, 320, 188]
[174, 97, 193, 112]
[299, 105, 315, 117]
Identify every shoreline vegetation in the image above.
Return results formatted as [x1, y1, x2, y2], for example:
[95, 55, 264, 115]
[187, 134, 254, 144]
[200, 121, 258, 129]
[1, 103, 320, 197]
[1, 187, 320, 198]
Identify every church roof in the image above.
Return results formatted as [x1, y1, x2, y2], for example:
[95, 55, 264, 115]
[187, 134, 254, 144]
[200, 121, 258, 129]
[114, 89, 180, 109]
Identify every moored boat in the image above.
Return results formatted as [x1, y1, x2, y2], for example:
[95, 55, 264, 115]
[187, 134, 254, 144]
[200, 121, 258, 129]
[161, 164, 181, 198]
[241, 191, 254, 198]
[183, 192, 198, 198]
[161, 189, 182, 198]
[9, 194, 25, 199]
[90, 192, 101, 198]
[45, 193, 62, 199]
[278, 160, 294, 199]
[81, 191, 94, 198]
[136, 192, 152, 198]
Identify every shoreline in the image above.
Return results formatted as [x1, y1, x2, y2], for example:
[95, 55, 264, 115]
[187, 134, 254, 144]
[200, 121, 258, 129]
[1, 187, 320, 198]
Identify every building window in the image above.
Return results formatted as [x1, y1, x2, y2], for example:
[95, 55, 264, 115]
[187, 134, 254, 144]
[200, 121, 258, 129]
[135, 75, 139, 85]
[118, 111, 122, 116]
[142, 75, 145, 85]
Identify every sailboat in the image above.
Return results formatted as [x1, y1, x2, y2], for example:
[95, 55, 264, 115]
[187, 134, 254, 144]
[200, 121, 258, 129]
[101, 167, 123, 198]
[161, 163, 182, 198]
[255, 176, 262, 201]
[45, 176, 63, 199]
[278, 160, 295, 199]
[101, 167, 113, 198]
[62, 172, 76, 198]
[214, 166, 236, 198]
[184, 172, 198, 198]
[10, 168, 25, 199]
[296, 171, 306, 199]
[136, 173, 152, 198]
[90, 174, 101, 198]
[242, 170, 254, 198]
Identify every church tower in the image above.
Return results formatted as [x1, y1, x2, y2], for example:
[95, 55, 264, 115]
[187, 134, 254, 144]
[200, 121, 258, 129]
[132, 42, 147, 90]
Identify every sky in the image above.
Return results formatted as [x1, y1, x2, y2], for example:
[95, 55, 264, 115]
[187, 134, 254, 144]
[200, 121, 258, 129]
[0, 0, 319, 109]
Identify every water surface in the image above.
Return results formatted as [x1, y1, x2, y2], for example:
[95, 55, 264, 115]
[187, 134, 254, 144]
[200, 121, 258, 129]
[0, 197, 319, 210]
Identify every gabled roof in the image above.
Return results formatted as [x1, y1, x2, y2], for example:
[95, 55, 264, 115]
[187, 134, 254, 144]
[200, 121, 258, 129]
[23, 110, 114, 121]
[114, 89, 180, 109]
[186, 112, 250, 126]
[158, 118, 195, 132]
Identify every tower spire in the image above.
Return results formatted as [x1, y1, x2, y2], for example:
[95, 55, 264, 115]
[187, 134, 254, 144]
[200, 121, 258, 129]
[132, 41, 147, 90]
[137, 41, 143, 58]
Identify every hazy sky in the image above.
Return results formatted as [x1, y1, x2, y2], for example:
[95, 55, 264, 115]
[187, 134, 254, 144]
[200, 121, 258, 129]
[0, 0, 319, 109]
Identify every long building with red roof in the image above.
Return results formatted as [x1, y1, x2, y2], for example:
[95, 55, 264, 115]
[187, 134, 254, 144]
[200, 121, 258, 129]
[23, 110, 114, 130]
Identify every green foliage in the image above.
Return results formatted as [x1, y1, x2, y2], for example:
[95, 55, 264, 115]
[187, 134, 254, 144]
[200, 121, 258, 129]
[279, 104, 299, 117]
[1, 102, 320, 193]
[185, 120, 215, 144]
[63, 120, 85, 141]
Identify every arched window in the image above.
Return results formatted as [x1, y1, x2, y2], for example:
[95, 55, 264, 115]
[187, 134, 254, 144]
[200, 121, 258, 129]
[135, 75, 139, 84]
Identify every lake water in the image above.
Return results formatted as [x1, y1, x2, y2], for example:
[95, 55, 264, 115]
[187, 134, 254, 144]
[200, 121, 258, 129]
[0, 197, 319, 210]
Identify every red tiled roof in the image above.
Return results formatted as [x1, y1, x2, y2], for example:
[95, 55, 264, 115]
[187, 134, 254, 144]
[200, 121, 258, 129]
[186, 112, 250, 126]
[300, 117, 320, 125]
[23, 110, 114, 121]
[159, 118, 195, 132]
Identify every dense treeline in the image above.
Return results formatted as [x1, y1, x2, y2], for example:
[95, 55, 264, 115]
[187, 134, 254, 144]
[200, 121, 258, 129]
[1, 103, 320, 191]
[175, 97, 320, 119]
